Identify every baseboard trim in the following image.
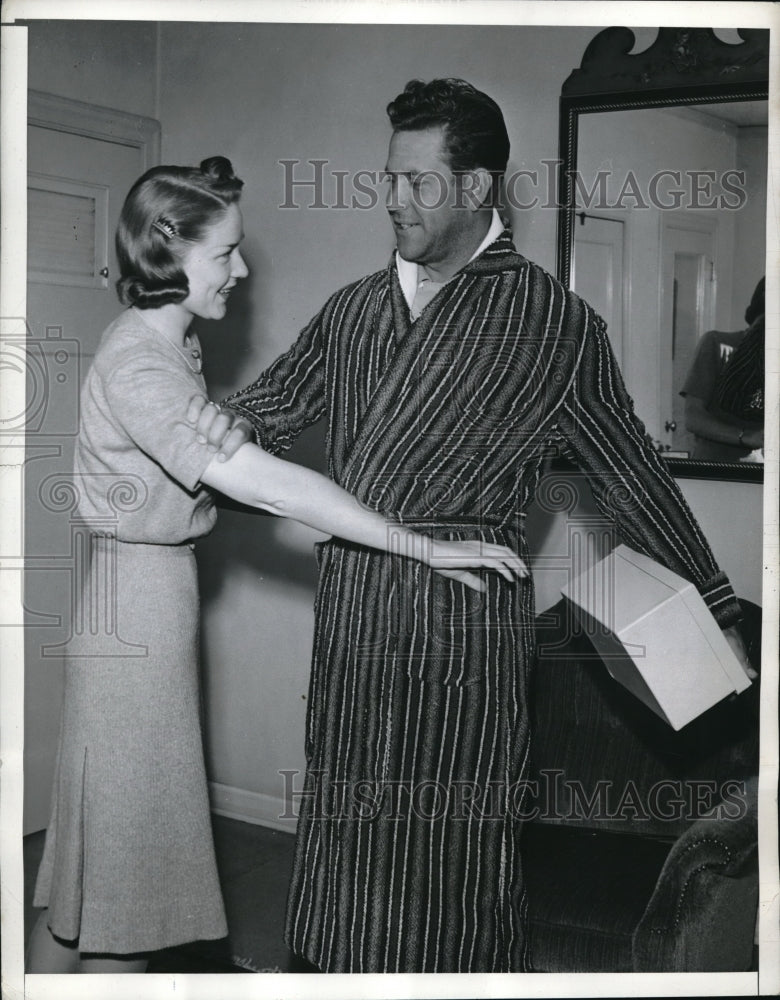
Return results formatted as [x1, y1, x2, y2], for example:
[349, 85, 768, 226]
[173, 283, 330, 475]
[208, 781, 298, 835]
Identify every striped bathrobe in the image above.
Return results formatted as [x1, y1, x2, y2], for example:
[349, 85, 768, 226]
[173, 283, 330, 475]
[225, 231, 740, 972]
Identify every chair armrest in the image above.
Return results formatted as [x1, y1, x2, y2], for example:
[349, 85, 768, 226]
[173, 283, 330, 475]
[632, 791, 757, 971]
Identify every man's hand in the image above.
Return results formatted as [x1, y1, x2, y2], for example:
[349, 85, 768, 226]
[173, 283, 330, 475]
[741, 426, 764, 451]
[723, 624, 757, 680]
[186, 395, 253, 462]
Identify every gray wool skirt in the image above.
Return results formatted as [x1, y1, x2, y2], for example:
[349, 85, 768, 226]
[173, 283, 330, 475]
[33, 538, 227, 954]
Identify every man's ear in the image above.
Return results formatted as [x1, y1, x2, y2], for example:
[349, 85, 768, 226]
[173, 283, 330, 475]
[459, 168, 493, 211]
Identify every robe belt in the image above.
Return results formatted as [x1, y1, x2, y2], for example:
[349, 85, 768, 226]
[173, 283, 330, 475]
[323, 519, 525, 548]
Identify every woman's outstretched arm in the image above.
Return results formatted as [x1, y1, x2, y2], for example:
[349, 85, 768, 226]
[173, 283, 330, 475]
[200, 443, 527, 592]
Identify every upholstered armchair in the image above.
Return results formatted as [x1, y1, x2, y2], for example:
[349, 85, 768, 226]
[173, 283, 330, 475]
[523, 598, 760, 972]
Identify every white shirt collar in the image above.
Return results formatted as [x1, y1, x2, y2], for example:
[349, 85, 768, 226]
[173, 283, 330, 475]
[395, 208, 505, 309]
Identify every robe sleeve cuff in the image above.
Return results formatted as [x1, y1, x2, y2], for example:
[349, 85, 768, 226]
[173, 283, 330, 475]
[220, 380, 296, 456]
[231, 403, 292, 455]
[699, 571, 742, 629]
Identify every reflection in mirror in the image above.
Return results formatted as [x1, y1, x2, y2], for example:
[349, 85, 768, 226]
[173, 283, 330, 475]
[557, 26, 769, 482]
[572, 101, 767, 461]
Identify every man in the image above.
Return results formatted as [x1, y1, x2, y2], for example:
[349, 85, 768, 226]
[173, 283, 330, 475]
[196, 78, 746, 972]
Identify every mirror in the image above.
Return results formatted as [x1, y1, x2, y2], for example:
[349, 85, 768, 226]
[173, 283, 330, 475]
[557, 27, 768, 482]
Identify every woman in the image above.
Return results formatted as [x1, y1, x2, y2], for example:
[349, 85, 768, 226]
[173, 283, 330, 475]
[27, 156, 526, 973]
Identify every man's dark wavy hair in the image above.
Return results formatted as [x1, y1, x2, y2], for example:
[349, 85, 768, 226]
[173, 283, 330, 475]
[386, 78, 510, 199]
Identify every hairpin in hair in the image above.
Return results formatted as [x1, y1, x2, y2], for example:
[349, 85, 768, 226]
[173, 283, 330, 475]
[152, 217, 177, 240]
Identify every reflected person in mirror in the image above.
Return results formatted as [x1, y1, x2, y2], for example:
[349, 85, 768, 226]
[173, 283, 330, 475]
[681, 276, 765, 462]
[193, 78, 751, 973]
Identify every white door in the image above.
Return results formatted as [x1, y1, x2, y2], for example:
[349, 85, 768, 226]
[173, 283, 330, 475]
[572, 213, 626, 368]
[660, 219, 717, 454]
[24, 94, 159, 833]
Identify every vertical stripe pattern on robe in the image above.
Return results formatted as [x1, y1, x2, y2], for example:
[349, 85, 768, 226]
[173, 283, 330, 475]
[224, 231, 741, 972]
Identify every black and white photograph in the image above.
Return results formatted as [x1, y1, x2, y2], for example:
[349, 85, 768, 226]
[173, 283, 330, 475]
[1, 2, 778, 998]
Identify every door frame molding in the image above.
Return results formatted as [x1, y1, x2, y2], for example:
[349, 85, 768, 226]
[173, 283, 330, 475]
[572, 208, 630, 367]
[28, 90, 161, 169]
[659, 211, 720, 450]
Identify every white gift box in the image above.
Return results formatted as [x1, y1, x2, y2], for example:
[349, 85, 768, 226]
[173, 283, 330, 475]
[561, 544, 752, 730]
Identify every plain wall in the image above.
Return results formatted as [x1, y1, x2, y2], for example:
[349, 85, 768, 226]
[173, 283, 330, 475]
[24, 20, 767, 822]
[28, 20, 158, 115]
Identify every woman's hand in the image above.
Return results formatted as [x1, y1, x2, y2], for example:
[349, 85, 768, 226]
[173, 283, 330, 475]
[425, 539, 528, 593]
[186, 395, 254, 461]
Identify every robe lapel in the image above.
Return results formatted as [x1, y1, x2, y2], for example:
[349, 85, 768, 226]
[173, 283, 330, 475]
[339, 234, 522, 498]
[339, 262, 431, 494]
